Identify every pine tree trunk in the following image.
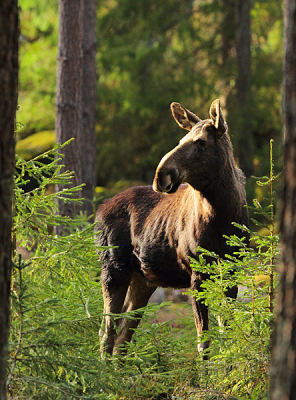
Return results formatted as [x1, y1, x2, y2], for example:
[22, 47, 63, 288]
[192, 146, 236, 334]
[235, 0, 253, 178]
[56, 0, 83, 222]
[221, 0, 236, 69]
[79, 0, 97, 219]
[0, 1, 19, 398]
[56, 0, 97, 224]
[270, 1, 296, 398]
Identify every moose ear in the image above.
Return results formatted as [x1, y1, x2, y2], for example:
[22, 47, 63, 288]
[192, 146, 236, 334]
[170, 102, 201, 131]
[209, 99, 227, 138]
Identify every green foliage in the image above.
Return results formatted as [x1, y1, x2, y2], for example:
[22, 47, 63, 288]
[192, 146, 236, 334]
[187, 140, 280, 398]
[95, 0, 283, 186]
[8, 141, 280, 398]
[8, 144, 199, 399]
[18, 0, 283, 190]
[9, 144, 104, 398]
[18, 0, 58, 137]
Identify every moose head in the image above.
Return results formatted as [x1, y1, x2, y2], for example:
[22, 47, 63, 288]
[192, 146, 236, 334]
[153, 99, 230, 194]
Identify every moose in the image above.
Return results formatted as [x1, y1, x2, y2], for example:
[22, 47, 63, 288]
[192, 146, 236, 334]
[95, 99, 249, 357]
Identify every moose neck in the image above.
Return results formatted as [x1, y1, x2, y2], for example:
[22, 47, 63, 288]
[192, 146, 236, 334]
[192, 159, 244, 224]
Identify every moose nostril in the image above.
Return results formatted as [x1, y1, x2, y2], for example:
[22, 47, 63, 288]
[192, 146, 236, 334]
[153, 169, 179, 193]
[153, 174, 172, 193]
[163, 181, 173, 193]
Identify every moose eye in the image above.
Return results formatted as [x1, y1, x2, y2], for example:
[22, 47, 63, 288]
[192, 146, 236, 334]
[195, 138, 207, 148]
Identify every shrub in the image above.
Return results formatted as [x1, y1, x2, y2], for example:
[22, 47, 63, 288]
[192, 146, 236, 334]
[7, 140, 279, 399]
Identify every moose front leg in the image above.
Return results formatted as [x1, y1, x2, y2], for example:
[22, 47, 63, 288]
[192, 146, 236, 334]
[191, 272, 210, 359]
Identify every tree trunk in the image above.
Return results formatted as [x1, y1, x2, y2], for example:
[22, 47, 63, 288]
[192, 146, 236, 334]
[220, 0, 236, 70]
[228, 0, 253, 178]
[56, 0, 97, 224]
[236, 0, 253, 177]
[0, 1, 19, 398]
[56, 0, 83, 222]
[270, 1, 296, 398]
[79, 0, 97, 219]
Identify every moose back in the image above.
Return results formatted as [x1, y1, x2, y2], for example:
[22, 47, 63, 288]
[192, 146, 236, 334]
[95, 99, 249, 357]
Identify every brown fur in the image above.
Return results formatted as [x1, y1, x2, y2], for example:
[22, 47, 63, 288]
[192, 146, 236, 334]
[95, 100, 249, 357]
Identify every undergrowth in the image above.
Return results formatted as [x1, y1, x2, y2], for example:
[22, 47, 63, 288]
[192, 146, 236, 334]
[7, 140, 280, 399]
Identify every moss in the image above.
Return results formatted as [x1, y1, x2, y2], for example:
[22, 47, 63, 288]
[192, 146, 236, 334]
[16, 130, 55, 160]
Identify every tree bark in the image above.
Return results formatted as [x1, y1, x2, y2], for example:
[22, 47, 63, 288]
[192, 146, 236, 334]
[270, 1, 296, 398]
[79, 0, 97, 219]
[56, 0, 97, 224]
[0, 1, 19, 398]
[220, 0, 236, 69]
[235, 0, 253, 178]
[56, 0, 83, 221]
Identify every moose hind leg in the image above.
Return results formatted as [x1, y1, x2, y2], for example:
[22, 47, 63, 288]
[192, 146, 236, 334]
[192, 297, 210, 356]
[114, 271, 156, 355]
[100, 264, 132, 357]
[191, 272, 210, 359]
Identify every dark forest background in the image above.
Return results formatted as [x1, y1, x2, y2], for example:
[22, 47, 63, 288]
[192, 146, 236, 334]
[17, 0, 283, 203]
